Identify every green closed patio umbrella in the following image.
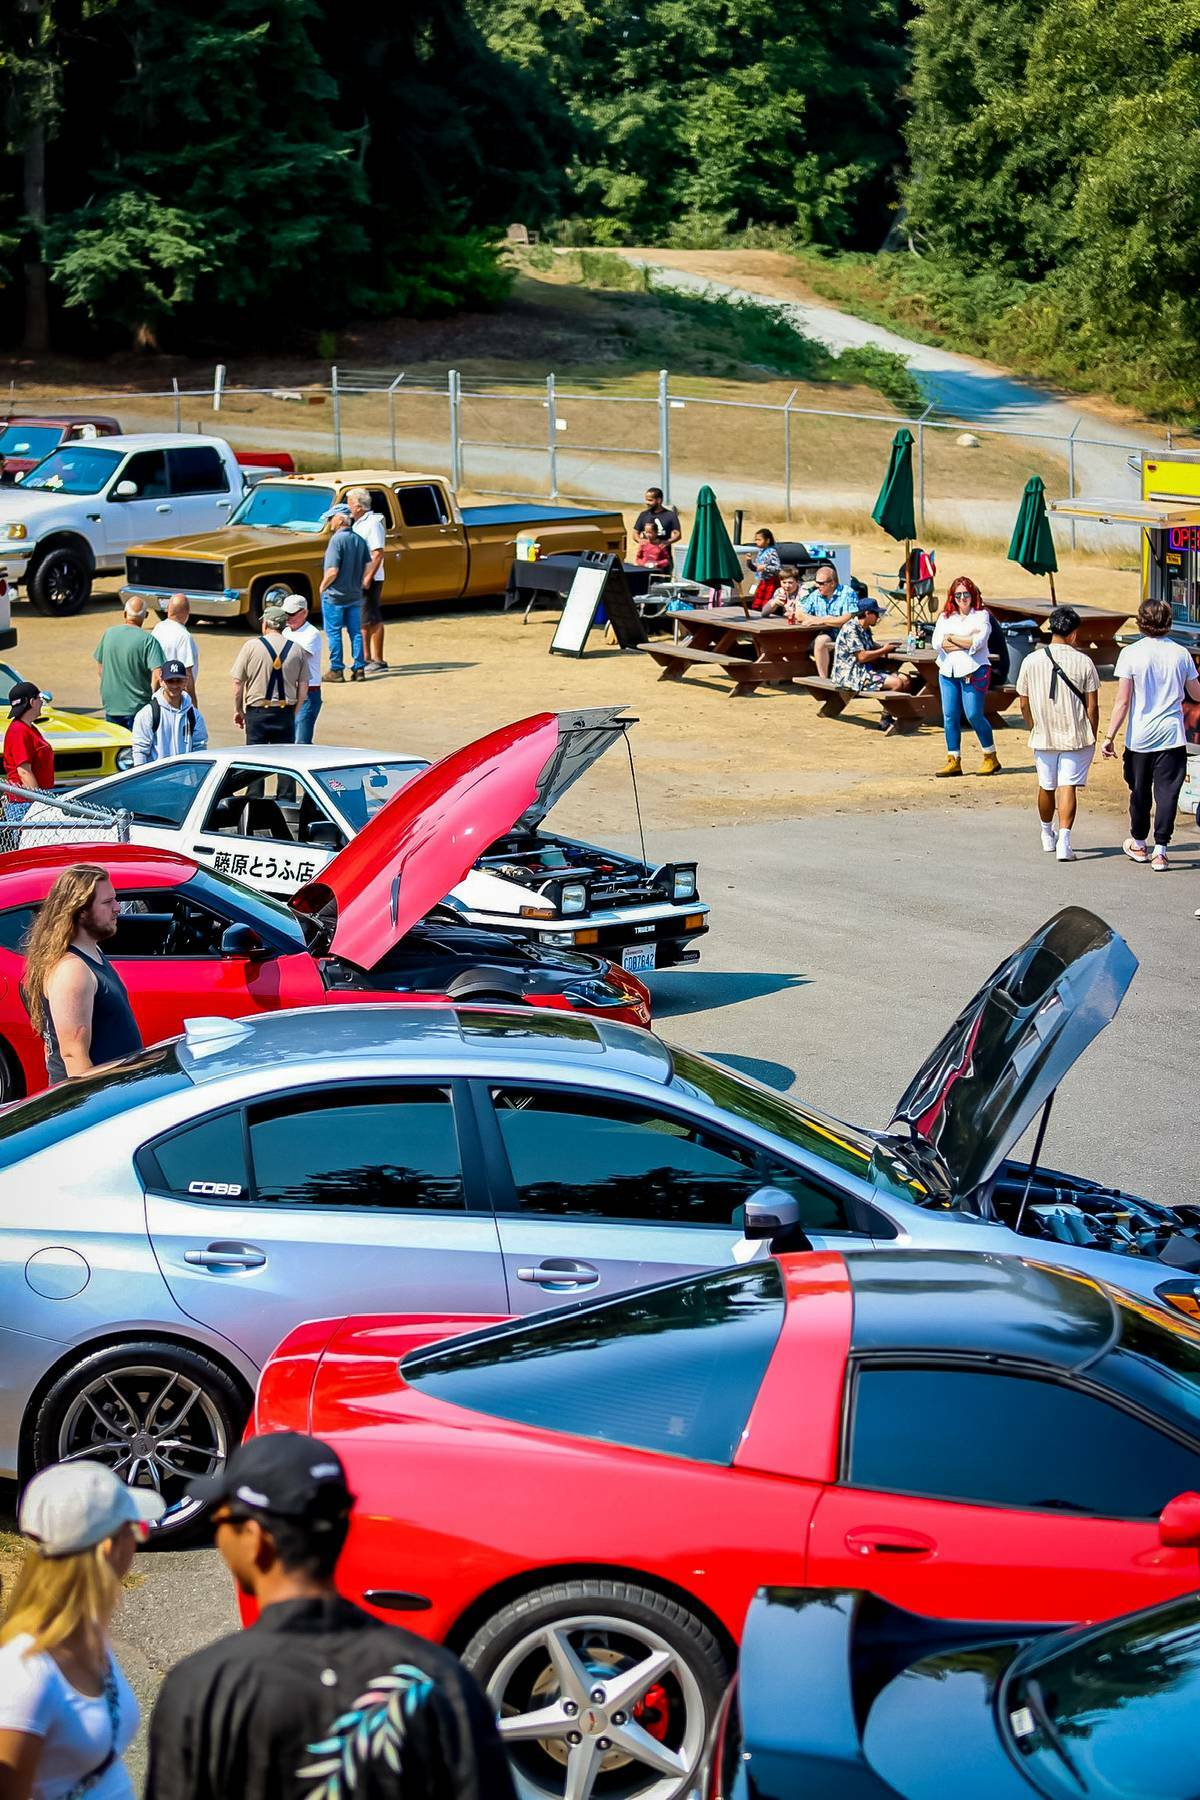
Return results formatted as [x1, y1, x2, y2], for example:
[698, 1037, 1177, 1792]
[681, 484, 744, 608]
[1008, 474, 1058, 603]
[872, 427, 917, 629]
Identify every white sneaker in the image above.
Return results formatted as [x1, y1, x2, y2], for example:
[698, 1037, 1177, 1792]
[1151, 846, 1168, 872]
[1056, 836, 1075, 862]
[1041, 826, 1057, 853]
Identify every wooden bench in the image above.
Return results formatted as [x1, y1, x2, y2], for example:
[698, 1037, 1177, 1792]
[792, 676, 853, 716]
[645, 644, 772, 690]
[877, 681, 1020, 732]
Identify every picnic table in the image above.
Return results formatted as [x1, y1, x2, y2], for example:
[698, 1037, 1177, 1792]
[644, 606, 833, 692]
[984, 598, 1128, 670]
[793, 644, 1019, 732]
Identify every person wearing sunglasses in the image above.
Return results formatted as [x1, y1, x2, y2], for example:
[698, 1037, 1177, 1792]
[932, 575, 1001, 776]
[786, 563, 861, 677]
[0, 1462, 162, 1800]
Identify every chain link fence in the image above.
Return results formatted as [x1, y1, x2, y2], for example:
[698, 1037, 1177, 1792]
[2, 366, 1164, 550]
[1, 781, 128, 854]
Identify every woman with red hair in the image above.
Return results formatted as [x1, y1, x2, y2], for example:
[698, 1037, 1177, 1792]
[932, 576, 1001, 777]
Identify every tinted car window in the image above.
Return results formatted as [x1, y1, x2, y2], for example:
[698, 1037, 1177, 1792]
[849, 1366, 1200, 1518]
[404, 1262, 784, 1464]
[147, 1110, 248, 1198]
[397, 485, 446, 528]
[109, 889, 229, 958]
[248, 1087, 464, 1210]
[0, 1047, 188, 1171]
[1007, 1592, 1200, 1800]
[490, 1087, 861, 1232]
[120, 450, 169, 499]
[84, 760, 213, 828]
[168, 446, 229, 495]
[0, 906, 35, 952]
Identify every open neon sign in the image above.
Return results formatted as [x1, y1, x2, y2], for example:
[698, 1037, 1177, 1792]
[1168, 527, 1200, 551]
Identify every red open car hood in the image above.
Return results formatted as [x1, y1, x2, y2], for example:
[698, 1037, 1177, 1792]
[290, 712, 560, 968]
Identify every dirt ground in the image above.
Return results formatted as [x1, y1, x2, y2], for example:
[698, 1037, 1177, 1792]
[16, 515, 1146, 835]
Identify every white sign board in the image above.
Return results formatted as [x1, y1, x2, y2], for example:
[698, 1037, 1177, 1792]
[550, 564, 609, 657]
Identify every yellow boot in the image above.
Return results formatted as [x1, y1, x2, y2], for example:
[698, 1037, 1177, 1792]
[935, 754, 962, 778]
[979, 750, 1002, 776]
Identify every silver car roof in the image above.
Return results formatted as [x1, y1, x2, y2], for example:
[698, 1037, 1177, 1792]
[177, 1005, 674, 1088]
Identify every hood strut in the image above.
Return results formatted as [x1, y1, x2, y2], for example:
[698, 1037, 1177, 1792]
[622, 729, 648, 867]
[1013, 1091, 1056, 1234]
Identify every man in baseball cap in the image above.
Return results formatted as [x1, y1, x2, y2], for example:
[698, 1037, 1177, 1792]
[130, 657, 208, 766]
[145, 1432, 514, 1800]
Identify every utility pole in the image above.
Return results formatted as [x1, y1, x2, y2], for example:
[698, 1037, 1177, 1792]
[18, 0, 51, 353]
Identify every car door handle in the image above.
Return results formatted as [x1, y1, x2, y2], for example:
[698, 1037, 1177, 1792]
[155, 503, 172, 513]
[215, 500, 231, 508]
[191, 844, 215, 856]
[844, 1527, 937, 1557]
[516, 1259, 601, 1289]
[86, 513, 101, 522]
[183, 1243, 266, 1269]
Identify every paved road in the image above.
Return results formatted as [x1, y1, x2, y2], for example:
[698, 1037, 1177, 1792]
[629, 254, 1164, 545]
[102, 799, 1196, 1780]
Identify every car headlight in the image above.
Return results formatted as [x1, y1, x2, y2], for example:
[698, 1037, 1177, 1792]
[116, 746, 135, 770]
[1155, 1279, 1200, 1320]
[2, 523, 28, 540]
[672, 864, 697, 902]
[559, 882, 588, 915]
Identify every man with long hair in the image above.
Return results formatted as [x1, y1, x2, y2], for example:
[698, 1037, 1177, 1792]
[21, 863, 142, 1082]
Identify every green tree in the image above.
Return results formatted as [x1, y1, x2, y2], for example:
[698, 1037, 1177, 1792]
[471, 0, 905, 247]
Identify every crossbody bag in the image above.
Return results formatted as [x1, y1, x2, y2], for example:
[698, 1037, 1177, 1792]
[1040, 644, 1090, 706]
[63, 1657, 120, 1800]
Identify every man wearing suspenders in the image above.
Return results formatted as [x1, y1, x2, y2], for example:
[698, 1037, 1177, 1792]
[231, 602, 309, 745]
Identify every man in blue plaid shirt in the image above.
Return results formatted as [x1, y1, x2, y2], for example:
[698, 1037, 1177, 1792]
[791, 564, 860, 677]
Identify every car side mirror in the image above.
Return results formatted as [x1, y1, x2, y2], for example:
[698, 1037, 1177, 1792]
[112, 479, 138, 500]
[741, 1188, 802, 1240]
[219, 923, 274, 962]
[303, 820, 342, 849]
[1159, 1492, 1200, 1547]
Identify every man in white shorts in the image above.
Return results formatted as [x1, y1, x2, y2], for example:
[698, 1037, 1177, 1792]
[1016, 605, 1100, 862]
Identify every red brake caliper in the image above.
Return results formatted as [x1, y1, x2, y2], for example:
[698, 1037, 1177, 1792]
[632, 1684, 670, 1742]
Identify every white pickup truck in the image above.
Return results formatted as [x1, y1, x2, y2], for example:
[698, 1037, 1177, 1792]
[0, 434, 246, 615]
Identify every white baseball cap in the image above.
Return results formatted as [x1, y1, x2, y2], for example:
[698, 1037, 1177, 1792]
[19, 1460, 166, 1556]
[282, 595, 308, 615]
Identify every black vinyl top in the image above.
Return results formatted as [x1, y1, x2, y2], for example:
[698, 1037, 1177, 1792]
[843, 1249, 1117, 1371]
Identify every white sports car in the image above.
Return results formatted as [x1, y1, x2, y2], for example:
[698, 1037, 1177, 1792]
[35, 707, 709, 974]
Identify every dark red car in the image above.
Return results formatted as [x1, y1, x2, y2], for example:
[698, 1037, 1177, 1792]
[0, 415, 121, 484]
[255, 1249, 1200, 1800]
[0, 714, 649, 1096]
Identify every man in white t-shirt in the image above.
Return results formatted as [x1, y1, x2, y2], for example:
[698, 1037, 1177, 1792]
[1016, 606, 1100, 862]
[151, 594, 199, 701]
[1103, 598, 1200, 870]
[282, 593, 324, 742]
[347, 486, 387, 674]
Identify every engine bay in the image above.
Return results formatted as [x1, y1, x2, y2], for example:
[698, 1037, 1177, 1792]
[989, 1163, 1200, 1267]
[479, 832, 641, 886]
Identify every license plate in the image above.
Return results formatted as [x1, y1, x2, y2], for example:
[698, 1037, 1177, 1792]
[621, 945, 656, 975]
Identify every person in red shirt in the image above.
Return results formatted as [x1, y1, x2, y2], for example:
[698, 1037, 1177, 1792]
[634, 524, 672, 573]
[4, 682, 54, 841]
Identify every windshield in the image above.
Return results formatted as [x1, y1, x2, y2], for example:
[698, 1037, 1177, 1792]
[1005, 1592, 1200, 1800]
[0, 1045, 188, 1171]
[0, 425, 60, 461]
[23, 446, 122, 495]
[228, 483, 333, 532]
[1098, 1286, 1200, 1440]
[315, 761, 428, 831]
[669, 1044, 882, 1183]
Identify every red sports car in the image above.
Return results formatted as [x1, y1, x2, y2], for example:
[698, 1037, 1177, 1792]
[0, 714, 649, 1096]
[255, 1249, 1200, 1800]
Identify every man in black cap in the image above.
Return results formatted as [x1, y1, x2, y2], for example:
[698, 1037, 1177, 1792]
[144, 1433, 514, 1800]
[131, 660, 208, 765]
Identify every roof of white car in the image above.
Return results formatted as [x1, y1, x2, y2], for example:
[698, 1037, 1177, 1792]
[66, 433, 233, 452]
[177, 1005, 674, 1087]
[90, 746, 429, 780]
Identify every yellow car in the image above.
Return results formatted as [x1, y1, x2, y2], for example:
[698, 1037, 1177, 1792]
[0, 662, 133, 786]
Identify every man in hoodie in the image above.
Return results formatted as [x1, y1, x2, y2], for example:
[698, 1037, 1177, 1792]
[131, 661, 209, 765]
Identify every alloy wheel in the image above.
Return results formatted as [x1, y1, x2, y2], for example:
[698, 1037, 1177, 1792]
[55, 1361, 228, 1529]
[489, 1613, 706, 1800]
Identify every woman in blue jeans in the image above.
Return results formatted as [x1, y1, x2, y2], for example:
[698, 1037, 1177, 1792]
[933, 575, 1001, 777]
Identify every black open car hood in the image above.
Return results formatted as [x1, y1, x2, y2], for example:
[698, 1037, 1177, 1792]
[512, 705, 633, 831]
[888, 908, 1137, 1198]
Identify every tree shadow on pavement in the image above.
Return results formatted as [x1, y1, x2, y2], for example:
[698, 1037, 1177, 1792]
[649, 969, 811, 1019]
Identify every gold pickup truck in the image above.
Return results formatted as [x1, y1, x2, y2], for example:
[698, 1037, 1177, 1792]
[120, 469, 627, 626]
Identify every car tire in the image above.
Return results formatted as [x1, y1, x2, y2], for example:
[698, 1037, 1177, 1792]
[30, 1340, 248, 1542]
[463, 1578, 729, 1800]
[247, 576, 310, 632]
[28, 546, 93, 616]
